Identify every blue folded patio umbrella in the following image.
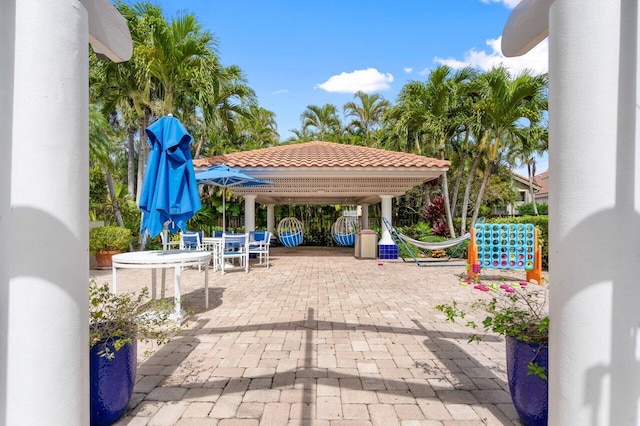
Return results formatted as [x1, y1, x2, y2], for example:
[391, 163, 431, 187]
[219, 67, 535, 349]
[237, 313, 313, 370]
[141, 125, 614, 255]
[195, 164, 271, 233]
[139, 115, 202, 238]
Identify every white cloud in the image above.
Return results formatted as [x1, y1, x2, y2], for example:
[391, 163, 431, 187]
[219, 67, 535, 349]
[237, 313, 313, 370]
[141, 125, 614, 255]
[479, 0, 521, 9]
[404, 67, 413, 73]
[271, 89, 289, 95]
[433, 36, 548, 76]
[315, 68, 394, 94]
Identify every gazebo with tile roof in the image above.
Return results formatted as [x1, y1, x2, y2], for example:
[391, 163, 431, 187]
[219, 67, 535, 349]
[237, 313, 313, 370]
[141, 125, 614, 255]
[193, 141, 450, 255]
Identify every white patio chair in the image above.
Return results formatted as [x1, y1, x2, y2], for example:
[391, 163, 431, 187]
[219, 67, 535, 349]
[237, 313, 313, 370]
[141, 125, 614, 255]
[179, 231, 204, 250]
[248, 231, 271, 268]
[220, 233, 249, 275]
[180, 231, 205, 271]
[159, 230, 181, 251]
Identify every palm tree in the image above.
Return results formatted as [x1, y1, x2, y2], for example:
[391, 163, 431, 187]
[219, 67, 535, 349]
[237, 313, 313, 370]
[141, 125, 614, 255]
[94, 3, 248, 199]
[236, 105, 279, 149]
[145, 10, 216, 116]
[508, 123, 548, 215]
[343, 91, 389, 146]
[379, 65, 476, 236]
[193, 63, 258, 157]
[288, 127, 314, 142]
[90, 1, 161, 199]
[89, 104, 127, 228]
[468, 66, 548, 226]
[300, 104, 342, 141]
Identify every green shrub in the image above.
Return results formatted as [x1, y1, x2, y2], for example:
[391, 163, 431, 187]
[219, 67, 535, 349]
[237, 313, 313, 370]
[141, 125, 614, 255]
[517, 202, 548, 216]
[89, 226, 131, 254]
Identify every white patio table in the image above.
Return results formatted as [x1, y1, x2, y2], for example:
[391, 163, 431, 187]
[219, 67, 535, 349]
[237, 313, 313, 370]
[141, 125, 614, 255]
[111, 249, 212, 320]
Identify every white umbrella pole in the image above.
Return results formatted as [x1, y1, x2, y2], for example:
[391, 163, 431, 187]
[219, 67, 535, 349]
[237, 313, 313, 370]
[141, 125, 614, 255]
[222, 187, 226, 233]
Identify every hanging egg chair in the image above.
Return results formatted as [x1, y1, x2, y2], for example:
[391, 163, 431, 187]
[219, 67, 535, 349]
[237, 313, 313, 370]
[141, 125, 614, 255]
[277, 217, 304, 247]
[331, 215, 358, 247]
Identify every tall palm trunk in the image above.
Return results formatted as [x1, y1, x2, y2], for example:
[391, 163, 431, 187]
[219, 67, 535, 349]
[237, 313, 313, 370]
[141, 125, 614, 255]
[423, 182, 431, 205]
[127, 127, 136, 198]
[194, 135, 205, 159]
[451, 131, 470, 216]
[471, 161, 494, 226]
[450, 150, 466, 217]
[439, 151, 456, 238]
[528, 163, 539, 215]
[105, 170, 125, 228]
[460, 151, 482, 234]
[136, 113, 150, 204]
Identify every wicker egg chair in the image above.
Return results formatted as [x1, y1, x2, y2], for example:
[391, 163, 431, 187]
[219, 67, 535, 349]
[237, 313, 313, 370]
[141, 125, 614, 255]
[331, 216, 358, 247]
[277, 217, 304, 247]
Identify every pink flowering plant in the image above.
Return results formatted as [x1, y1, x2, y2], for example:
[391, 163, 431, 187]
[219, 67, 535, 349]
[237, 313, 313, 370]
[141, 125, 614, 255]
[435, 264, 549, 379]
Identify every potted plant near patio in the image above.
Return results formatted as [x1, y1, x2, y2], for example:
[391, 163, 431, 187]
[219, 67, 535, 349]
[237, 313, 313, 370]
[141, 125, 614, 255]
[89, 280, 177, 426]
[89, 226, 131, 269]
[436, 274, 549, 426]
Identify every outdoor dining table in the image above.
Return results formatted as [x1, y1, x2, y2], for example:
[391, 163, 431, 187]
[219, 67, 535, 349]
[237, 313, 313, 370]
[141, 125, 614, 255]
[111, 249, 212, 320]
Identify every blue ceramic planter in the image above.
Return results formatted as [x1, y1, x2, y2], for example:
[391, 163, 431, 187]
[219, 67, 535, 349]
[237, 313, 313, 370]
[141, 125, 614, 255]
[506, 335, 548, 426]
[90, 340, 137, 426]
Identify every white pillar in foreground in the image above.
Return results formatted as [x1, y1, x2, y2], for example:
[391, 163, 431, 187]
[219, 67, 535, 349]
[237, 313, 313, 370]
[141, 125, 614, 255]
[267, 204, 275, 234]
[0, 2, 89, 424]
[361, 203, 369, 229]
[549, 1, 640, 424]
[244, 195, 256, 233]
[378, 195, 394, 244]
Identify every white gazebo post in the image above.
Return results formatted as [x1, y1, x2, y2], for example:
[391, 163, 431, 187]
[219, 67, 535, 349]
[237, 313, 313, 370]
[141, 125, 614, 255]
[0, 1, 131, 424]
[267, 204, 275, 235]
[503, 0, 640, 423]
[244, 194, 257, 233]
[378, 195, 397, 259]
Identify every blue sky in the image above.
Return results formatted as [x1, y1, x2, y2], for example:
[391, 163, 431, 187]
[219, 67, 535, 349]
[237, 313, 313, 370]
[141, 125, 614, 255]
[152, 0, 548, 173]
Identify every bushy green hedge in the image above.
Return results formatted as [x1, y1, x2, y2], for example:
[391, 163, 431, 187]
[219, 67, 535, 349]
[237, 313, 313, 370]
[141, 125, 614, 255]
[517, 202, 548, 216]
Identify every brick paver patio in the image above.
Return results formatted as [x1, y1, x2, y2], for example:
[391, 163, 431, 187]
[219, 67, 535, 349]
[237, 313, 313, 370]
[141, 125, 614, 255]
[91, 246, 544, 425]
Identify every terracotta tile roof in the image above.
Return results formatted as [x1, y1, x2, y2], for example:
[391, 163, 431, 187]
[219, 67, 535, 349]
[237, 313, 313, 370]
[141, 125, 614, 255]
[533, 171, 549, 195]
[193, 141, 450, 169]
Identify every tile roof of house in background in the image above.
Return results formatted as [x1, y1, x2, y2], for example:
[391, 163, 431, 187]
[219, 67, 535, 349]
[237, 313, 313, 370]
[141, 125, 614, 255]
[509, 170, 542, 190]
[534, 171, 549, 195]
[192, 141, 450, 169]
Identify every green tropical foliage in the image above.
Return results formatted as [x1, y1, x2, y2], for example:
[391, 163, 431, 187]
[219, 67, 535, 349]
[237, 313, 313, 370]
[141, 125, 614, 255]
[89, 226, 132, 253]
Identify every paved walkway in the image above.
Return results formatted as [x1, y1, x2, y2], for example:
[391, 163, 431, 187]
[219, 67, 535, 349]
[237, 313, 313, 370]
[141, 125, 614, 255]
[92, 247, 545, 426]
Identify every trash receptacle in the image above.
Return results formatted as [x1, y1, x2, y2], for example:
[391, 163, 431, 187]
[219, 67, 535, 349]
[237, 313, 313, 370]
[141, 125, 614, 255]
[355, 229, 378, 259]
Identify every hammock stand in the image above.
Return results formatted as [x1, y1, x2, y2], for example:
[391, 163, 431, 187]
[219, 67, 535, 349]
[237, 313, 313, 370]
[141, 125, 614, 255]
[382, 218, 470, 267]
